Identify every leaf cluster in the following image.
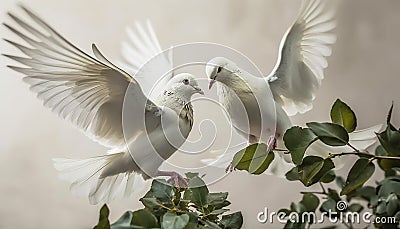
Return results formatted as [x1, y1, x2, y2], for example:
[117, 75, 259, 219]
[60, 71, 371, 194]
[231, 99, 400, 228]
[93, 173, 243, 229]
[281, 100, 400, 229]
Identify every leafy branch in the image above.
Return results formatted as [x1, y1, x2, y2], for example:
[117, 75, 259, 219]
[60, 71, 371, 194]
[327, 151, 400, 161]
[232, 99, 400, 228]
[93, 99, 399, 229]
[93, 173, 243, 229]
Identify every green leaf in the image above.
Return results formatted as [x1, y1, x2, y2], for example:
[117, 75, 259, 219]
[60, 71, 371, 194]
[207, 192, 229, 208]
[173, 188, 182, 206]
[377, 104, 400, 156]
[357, 186, 377, 202]
[348, 203, 364, 213]
[220, 212, 243, 229]
[299, 156, 335, 186]
[140, 197, 163, 211]
[300, 193, 320, 212]
[184, 212, 199, 229]
[162, 212, 189, 229]
[387, 103, 394, 124]
[290, 202, 307, 213]
[335, 176, 345, 188]
[213, 200, 231, 210]
[376, 146, 400, 171]
[300, 157, 324, 186]
[283, 126, 318, 165]
[341, 159, 375, 195]
[231, 143, 275, 175]
[110, 211, 133, 229]
[183, 176, 209, 207]
[285, 157, 334, 186]
[330, 99, 357, 133]
[145, 179, 174, 202]
[325, 189, 340, 203]
[377, 127, 400, 157]
[286, 203, 308, 228]
[378, 180, 400, 198]
[307, 122, 349, 146]
[203, 220, 222, 229]
[185, 172, 200, 179]
[209, 209, 229, 215]
[299, 156, 324, 186]
[320, 170, 336, 183]
[284, 221, 306, 229]
[94, 204, 110, 229]
[395, 211, 400, 222]
[377, 128, 400, 157]
[320, 198, 336, 213]
[286, 167, 300, 181]
[178, 200, 191, 212]
[376, 201, 387, 214]
[386, 193, 399, 215]
[131, 209, 158, 228]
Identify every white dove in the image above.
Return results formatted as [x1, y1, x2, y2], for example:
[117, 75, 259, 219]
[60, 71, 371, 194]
[205, 0, 381, 175]
[3, 6, 203, 204]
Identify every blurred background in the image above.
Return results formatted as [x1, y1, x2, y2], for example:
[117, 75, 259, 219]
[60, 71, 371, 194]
[0, 0, 399, 228]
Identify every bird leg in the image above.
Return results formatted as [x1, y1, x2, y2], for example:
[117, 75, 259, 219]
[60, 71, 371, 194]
[266, 135, 277, 152]
[157, 171, 189, 190]
[225, 163, 236, 173]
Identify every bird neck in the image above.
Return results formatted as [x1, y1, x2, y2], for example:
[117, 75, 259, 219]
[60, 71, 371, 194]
[221, 71, 253, 95]
[158, 90, 192, 114]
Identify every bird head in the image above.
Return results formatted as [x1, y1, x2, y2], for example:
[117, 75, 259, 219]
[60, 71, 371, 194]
[206, 57, 239, 89]
[165, 73, 204, 101]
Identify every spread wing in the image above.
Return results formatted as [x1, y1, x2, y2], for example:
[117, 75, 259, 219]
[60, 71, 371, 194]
[120, 20, 173, 100]
[266, 0, 336, 116]
[3, 6, 161, 148]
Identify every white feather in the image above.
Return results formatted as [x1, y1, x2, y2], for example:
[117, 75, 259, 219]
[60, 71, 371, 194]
[267, 0, 336, 116]
[120, 20, 174, 100]
[4, 7, 194, 205]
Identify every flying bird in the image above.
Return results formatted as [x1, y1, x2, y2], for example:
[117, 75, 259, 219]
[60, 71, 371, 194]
[205, 0, 381, 175]
[3, 6, 203, 204]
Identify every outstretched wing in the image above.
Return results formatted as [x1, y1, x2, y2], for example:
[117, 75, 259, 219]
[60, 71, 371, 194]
[120, 20, 173, 100]
[266, 0, 336, 116]
[3, 6, 160, 148]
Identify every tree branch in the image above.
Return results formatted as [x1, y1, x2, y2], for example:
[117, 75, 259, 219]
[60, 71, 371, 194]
[327, 151, 400, 161]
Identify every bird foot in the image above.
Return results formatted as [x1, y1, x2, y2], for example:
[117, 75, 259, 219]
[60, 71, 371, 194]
[267, 135, 277, 152]
[158, 171, 188, 190]
[225, 163, 236, 173]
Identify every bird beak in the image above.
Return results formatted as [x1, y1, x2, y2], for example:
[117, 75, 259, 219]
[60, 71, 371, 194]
[193, 86, 204, 95]
[208, 79, 216, 89]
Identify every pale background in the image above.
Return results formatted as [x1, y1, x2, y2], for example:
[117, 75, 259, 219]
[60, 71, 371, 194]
[0, 0, 399, 228]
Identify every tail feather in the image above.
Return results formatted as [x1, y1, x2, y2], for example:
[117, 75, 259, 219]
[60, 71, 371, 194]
[89, 173, 124, 204]
[348, 124, 382, 141]
[264, 153, 294, 178]
[53, 153, 145, 204]
[306, 124, 383, 169]
[307, 124, 383, 155]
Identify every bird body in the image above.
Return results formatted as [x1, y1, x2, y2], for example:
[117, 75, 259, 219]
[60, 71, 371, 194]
[214, 67, 292, 144]
[205, 0, 382, 175]
[3, 6, 203, 204]
[206, 0, 337, 151]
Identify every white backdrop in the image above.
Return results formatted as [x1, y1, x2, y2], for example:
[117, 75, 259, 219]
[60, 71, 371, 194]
[0, 0, 399, 228]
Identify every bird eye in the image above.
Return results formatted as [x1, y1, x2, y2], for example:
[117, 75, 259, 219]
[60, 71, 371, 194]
[182, 79, 190, 85]
[217, 66, 222, 73]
